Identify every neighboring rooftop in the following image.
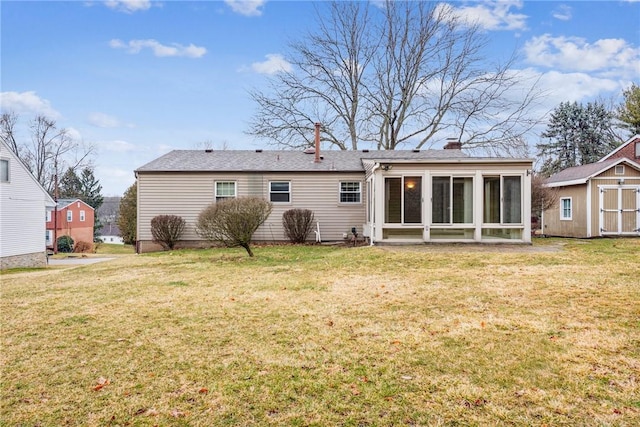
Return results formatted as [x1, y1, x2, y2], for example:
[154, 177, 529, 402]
[135, 149, 527, 173]
[545, 157, 640, 186]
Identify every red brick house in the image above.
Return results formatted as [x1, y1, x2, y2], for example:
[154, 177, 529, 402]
[46, 198, 95, 248]
[599, 134, 640, 162]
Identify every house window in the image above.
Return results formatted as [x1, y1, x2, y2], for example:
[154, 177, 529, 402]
[270, 181, 290, 203]
[67, 210, 72, 222]
[560, 197, 572, 220]
[483, 176, 522, 224]
[80, 210, 86, 221]
[635, 142, 640, 158]
[340, 181, 361, 203]
[432, 176, 473, 224]
[215, 181, 236, 201]
[0, 159, 8, 182]
[46, 210, 52, 222]
[45, 230, 53, 246]
[615, 165, 625, 175]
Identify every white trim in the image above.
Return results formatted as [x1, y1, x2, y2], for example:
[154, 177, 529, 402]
[215, 180, 236, 201]
[80, 210, 86, 222]
[269, 180, 291, 203]
[338, 181, 362, 204]
[560, 197, 572, 220]
[615, 165, 625, 175]
[547, 157, 640, 187]
[66, 210, 73, 222]
[586, 179, 592, 237]
[599, 135, 640, 162]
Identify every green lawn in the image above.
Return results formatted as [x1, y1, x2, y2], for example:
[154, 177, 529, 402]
[1, 239, 638, 426]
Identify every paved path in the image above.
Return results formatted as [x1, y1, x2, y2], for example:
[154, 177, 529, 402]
[48, 257, 115, 266]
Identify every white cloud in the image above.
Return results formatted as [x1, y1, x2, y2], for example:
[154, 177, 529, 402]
[65, 127, 83, 142]
[104, 0, 153, 14]
[88, 112, 122, 128]
[109, 38, 207, 58]
[0, 91, 61, 118]
[552, 4, 572, 21]
[225, 0, 265, 17]
[248, 54, 292, 75]
[439, 0, 527, 31]
[523, 34, 640, 78]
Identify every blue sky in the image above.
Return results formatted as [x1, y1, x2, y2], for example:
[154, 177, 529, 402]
[2, 0, 639, 196]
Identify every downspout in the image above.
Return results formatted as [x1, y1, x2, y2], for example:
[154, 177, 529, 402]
[369, 162, 381, 246]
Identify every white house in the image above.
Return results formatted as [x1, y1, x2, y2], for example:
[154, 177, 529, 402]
[0, 140, 56, 269]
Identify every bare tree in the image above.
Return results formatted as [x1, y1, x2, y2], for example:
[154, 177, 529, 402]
[0, 112, 94, 194]
[247, 1, 544, 155]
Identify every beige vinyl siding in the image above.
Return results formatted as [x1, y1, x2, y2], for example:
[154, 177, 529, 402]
[543, 184, 588, 237]
[254, 172, 365, 241]
[137, 171, 365, 245]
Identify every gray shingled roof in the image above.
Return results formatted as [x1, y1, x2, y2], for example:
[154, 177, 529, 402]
[545, 158, 627, 185]
[136, 149, 474, 173]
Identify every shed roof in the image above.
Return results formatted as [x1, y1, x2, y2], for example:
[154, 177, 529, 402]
[545, 157, 640, 187]
[135, 149, 528, 173]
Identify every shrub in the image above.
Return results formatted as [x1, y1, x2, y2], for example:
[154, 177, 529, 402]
[74, 241, 93, 253]
[282, 209, 315, 243]
[196, 197, 272, 257]
[150, 215, 186, 250]
[57, 235, 74, 253]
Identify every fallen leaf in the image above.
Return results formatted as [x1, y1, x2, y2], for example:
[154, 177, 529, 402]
[326, 320, 334, 327]
[93, 377, 110, 391]
[480, 321, 486, 328]
[198, 388, 208, 394]
[349, 384, 361, 395]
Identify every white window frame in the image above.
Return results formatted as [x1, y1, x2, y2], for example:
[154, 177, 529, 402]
[45, 230, 53, 246]
[0, 158, 9, 182]
[636, 141, 640, 158]
[46, 210, 52, 222]
[80, 210, 86, 222]
[269, 181, 291, 203]
[66, 210, 73, 222]
[560, 197, 572, 220]
[215, 181, 236, 202]
[339, 181, 361, 203]
[615, 165, 625, 175]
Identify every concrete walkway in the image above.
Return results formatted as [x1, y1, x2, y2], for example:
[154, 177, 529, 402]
[48, 257, 115, 266]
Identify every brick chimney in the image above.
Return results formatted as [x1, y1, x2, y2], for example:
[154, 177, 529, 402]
[444, 138, 462, 150]
[314, 122, 321, 163]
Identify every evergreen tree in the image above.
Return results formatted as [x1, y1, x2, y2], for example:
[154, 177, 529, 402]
[79, 168, 103, 211]
[58, 167, 82, 199]
[537, 101, 619, 176]
[118, 182, 137, 245]
[618, 83, 640, 135]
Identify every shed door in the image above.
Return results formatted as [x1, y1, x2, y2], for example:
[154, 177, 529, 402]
[599, 186, 640, 235]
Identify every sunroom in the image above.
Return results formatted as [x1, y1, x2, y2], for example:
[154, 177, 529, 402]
[364, 158, 533, 244]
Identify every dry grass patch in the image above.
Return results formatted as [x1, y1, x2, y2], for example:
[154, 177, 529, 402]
[1, 239, 639, 426]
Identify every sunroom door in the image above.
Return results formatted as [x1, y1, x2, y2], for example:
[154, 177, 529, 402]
[384, 176, 422, 224]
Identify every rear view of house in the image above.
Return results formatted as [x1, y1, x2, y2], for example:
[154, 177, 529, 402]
[1, 140, 56, 269]
[135, 144, 533, 253]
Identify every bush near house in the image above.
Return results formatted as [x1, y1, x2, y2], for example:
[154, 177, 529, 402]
[73, 241, 93, 253]
[282, 208, 315, 243]
[196, 197, 272, 257]
[56, 235, 74, 253]
[150, 215, 186, 250]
